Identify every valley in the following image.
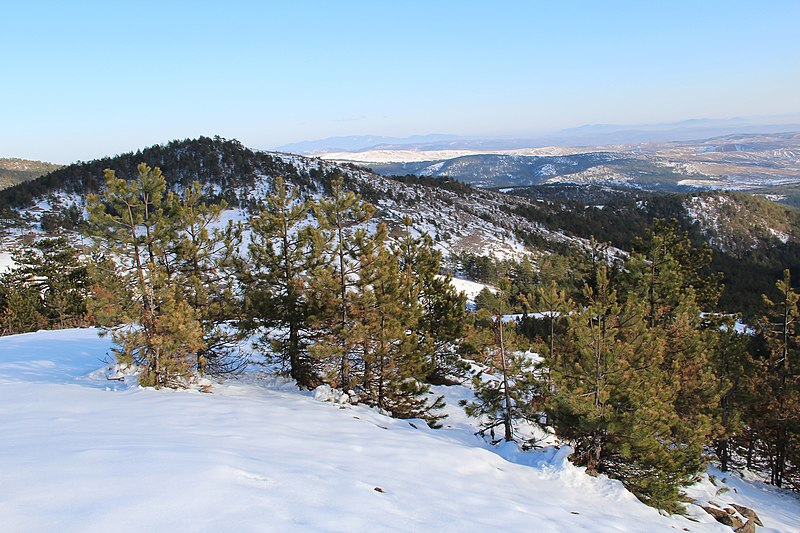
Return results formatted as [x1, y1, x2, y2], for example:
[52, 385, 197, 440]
[318, 132, 800, 195]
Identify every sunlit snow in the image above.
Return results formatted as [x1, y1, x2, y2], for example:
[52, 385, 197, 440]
[0, 329, 797, 532]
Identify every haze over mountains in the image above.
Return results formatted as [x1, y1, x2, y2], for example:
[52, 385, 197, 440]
[271, 116, 800, 197]
[277, 114, 800, 154]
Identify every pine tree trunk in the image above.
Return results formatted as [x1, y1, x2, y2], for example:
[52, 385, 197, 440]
[498, 315, 513, 442]
[378, 315, 387, 410]
[337, 222, 349, 389]
[718, 393, 730, 472]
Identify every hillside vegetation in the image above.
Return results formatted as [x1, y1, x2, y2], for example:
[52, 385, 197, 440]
[507, 185, 800, 317]
[0, 158, 61, 190]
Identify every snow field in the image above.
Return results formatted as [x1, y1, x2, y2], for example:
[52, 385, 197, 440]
[0, 329, 798, 532]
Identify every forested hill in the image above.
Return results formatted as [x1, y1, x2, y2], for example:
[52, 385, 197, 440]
[507, 184, 800, 316]
[0, 158, 61, 191]
[0, 137, 299, 209]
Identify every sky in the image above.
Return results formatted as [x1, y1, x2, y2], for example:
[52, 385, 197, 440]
[2, 0, 799, 163]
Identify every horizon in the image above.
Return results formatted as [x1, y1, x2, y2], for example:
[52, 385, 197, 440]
[2, 1, 799, 163]
[4, 112, 800, 165]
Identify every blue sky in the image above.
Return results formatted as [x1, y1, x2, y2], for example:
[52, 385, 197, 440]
[2, 0, 798, 162]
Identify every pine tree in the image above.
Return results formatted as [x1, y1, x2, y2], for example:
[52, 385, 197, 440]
[245, 176, 320, 387]
[624, 221, 722, 479]
[308, 175, 375, 389]
[170, 182, 244, 375]
[527, 279, 571, 392]
[627, 219, 722, 326]
[710, 315, 752, 472]
[756, 270, 800, 487]
[0, 279, 47, 335]
[352, 223, 439, 419]
[0, 237, 90, 333]
[465, 278, 537, 443]
[396, 216, 467, 383]
[87, 163, 204, 388]
[547, 265, 701, 510]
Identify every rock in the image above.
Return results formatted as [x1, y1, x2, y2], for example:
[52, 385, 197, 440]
[702, 505, 726, 520]
[701, 506, 744, 529]
[735, 519, 756, 533]
[730, 504, 763, 527]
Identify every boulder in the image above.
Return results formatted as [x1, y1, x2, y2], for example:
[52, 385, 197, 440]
[701, 506, 744, 529]
[730, 504, 763, 527]
[734, 519, 756, 533]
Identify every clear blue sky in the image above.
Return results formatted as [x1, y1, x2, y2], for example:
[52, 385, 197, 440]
[2, 0, 798, 162]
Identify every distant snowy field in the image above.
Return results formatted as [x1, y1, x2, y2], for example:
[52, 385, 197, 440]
[317, 146, 589, 164]
[1, 329, 798, 532]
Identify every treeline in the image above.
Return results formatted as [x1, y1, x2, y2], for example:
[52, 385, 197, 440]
[509, 186, 800, 318]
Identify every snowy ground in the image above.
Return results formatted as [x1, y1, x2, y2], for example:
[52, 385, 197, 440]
[449, 277, 495, 309]
[1, 329, 798, 532]
[0, 249, 13, 272]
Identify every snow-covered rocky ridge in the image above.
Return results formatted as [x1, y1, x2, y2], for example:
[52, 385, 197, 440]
[1, 328, 798, 532]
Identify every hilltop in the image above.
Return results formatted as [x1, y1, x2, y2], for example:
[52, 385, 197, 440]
[0, 158, 61, 190]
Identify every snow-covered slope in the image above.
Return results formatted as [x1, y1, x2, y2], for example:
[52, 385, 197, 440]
[2, 329, 798, 532]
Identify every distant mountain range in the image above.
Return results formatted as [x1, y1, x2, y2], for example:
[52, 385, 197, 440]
[277, 114, 800, 155]
[275, 134, 464, 154]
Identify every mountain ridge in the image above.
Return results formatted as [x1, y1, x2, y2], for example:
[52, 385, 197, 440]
[278, 114, 800, 155]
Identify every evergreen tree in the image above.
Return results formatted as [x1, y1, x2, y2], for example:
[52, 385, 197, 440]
[87, 163, 204, 388]
[465, 279, 536, 443]
[308, 176, 375, 389]
[517, 280, 572, 425]
[710, 315, 752, 472]
[0, 237, 90, 334]
[170, 182, 244, 375]
[352, 223, 443, 422]
[548, 265, 697, 510]
[756, 270, 800, 488]
[245, 176, 320, 387]
[624, 221, 722, 481]
[627, 219, 722, 325]
[0, 279, 47, 335]
[527, 280, 571, 391]
[396, 216, 467, 383]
